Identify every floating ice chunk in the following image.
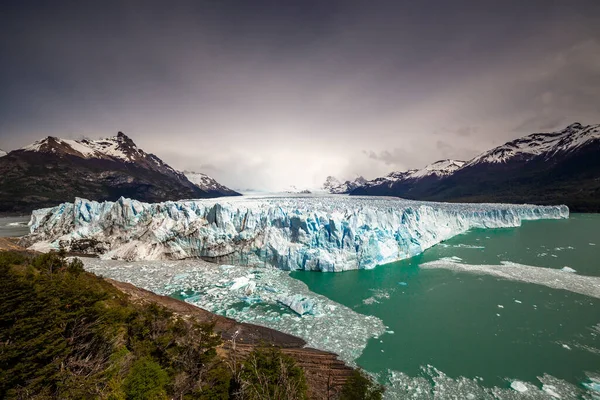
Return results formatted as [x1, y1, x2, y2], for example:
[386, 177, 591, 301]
[590, 243, 596, 246]
[583, 377, 600, 393]
[363, 297, 378, 305]
[542, 384, 561, 398]
[561, 344, 571, 350]
[230, 276, 250, 291]
[452, 244, 485, 249]
[398, 282, 408, 286]
[514, 299, 522, 304]
[510, 380, 528, 392]
[277, 294, 315, 316]
[497, 305, 504, 308]
[561, 266, 576, 273]
[241, 296, 261, 305]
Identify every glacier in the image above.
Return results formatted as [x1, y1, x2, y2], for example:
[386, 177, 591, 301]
[24, 195, 568, 272]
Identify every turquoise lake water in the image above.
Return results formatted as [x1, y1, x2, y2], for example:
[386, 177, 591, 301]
[291, 214, 600, 395]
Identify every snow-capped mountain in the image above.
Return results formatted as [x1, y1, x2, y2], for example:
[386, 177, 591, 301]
[19, 132, 184, 177]
[465, 122, 600, 167]
[325, 161, 464, 195]
[183, 171, 239, 196]
[352, 123, 600, 211]
[0, 149, 6, 157]
[408, 159, 466, 178]
[322, 176, 367, 194]
[0, 132, 238, 213]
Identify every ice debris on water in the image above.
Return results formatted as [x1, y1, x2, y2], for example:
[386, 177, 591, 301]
[80, 258, 385, 363]
[398, 282, 408, 286]
[362, 289, 392, 305]
[384, 366, 591, 399]
[26, 195, 568, 272]
[561, 266, 576, 273]
[420, 258, 600, 299]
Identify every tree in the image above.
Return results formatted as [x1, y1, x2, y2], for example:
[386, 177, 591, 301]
[339, 370, 384, 400]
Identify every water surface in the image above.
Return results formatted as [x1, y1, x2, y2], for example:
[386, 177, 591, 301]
[0, 216, 30, 237]
[291, 214, 600, 395]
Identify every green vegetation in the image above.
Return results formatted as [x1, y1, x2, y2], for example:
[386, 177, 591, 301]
[339, 370, 384, 400]
[0, 250, 230, 399]
[237, 346, 307, 400]
[0, 250, 383, 399]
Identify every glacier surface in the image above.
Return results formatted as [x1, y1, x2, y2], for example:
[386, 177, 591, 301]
[25, 195, 568, 271]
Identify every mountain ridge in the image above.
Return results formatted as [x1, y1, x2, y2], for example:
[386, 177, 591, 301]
[0, 132, 239, 214]
[348, 123, 600, 212]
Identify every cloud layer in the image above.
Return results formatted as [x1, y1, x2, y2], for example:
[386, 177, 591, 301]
[1, 1, 599, 190]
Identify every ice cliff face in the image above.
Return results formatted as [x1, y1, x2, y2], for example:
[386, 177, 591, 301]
[25, 195, 569, 272]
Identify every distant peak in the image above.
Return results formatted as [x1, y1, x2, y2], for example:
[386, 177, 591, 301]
[114, 132, 137, 148]
[564, 122, 583, 130]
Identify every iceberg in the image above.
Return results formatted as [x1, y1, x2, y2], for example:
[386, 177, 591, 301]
[25, 195, 568, 272]
[277, 294, 315, 316]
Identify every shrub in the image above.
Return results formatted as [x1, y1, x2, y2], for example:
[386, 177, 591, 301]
[339, 370, 384, 400]
[0, 250, 230, 399]
[238, 346, 307, 400]
[123, 357, 169, 400]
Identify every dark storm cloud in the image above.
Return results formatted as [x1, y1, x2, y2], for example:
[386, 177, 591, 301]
[1, 0, 599, 190]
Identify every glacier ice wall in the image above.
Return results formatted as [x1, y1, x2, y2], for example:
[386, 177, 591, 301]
[25, 195, 569, 271]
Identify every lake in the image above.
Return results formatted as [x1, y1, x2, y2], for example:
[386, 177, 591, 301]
[292, 214, 600, 397]
[0, 216, 30, 237]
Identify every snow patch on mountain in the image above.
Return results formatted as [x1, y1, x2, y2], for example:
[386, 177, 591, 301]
[408, 159, 466, 179]
[0, 149, 6, 157]
[183, 171, 237, 195]
[322, 176, 367, 194]
[24, 195, 568, 272]
[465, 122, 600, 166]
[359, 160, 465, 190]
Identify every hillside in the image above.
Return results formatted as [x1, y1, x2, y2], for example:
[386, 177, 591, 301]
[351, 123, 600, 212]
[0, 249, 376, 399]
[0, 132, 239, 214]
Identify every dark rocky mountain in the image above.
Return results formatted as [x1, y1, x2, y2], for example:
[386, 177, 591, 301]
[0, 132, 239, 214]
[351, 123, 600, 212]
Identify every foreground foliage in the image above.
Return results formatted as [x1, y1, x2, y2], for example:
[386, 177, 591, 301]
[339, 370, 384, 400]
[0, 250, 230, 399]
[0, 250, 382, 399]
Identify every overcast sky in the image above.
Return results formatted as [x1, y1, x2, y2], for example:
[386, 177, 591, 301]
[1, 1, 599, 191]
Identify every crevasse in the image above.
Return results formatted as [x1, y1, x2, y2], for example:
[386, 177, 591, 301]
[25, 195, 569, 271]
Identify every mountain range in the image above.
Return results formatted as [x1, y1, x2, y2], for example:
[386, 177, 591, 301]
[322, 176, 367, 194]
[329, 123, 600, 212]
[0, 132, 239, 214]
